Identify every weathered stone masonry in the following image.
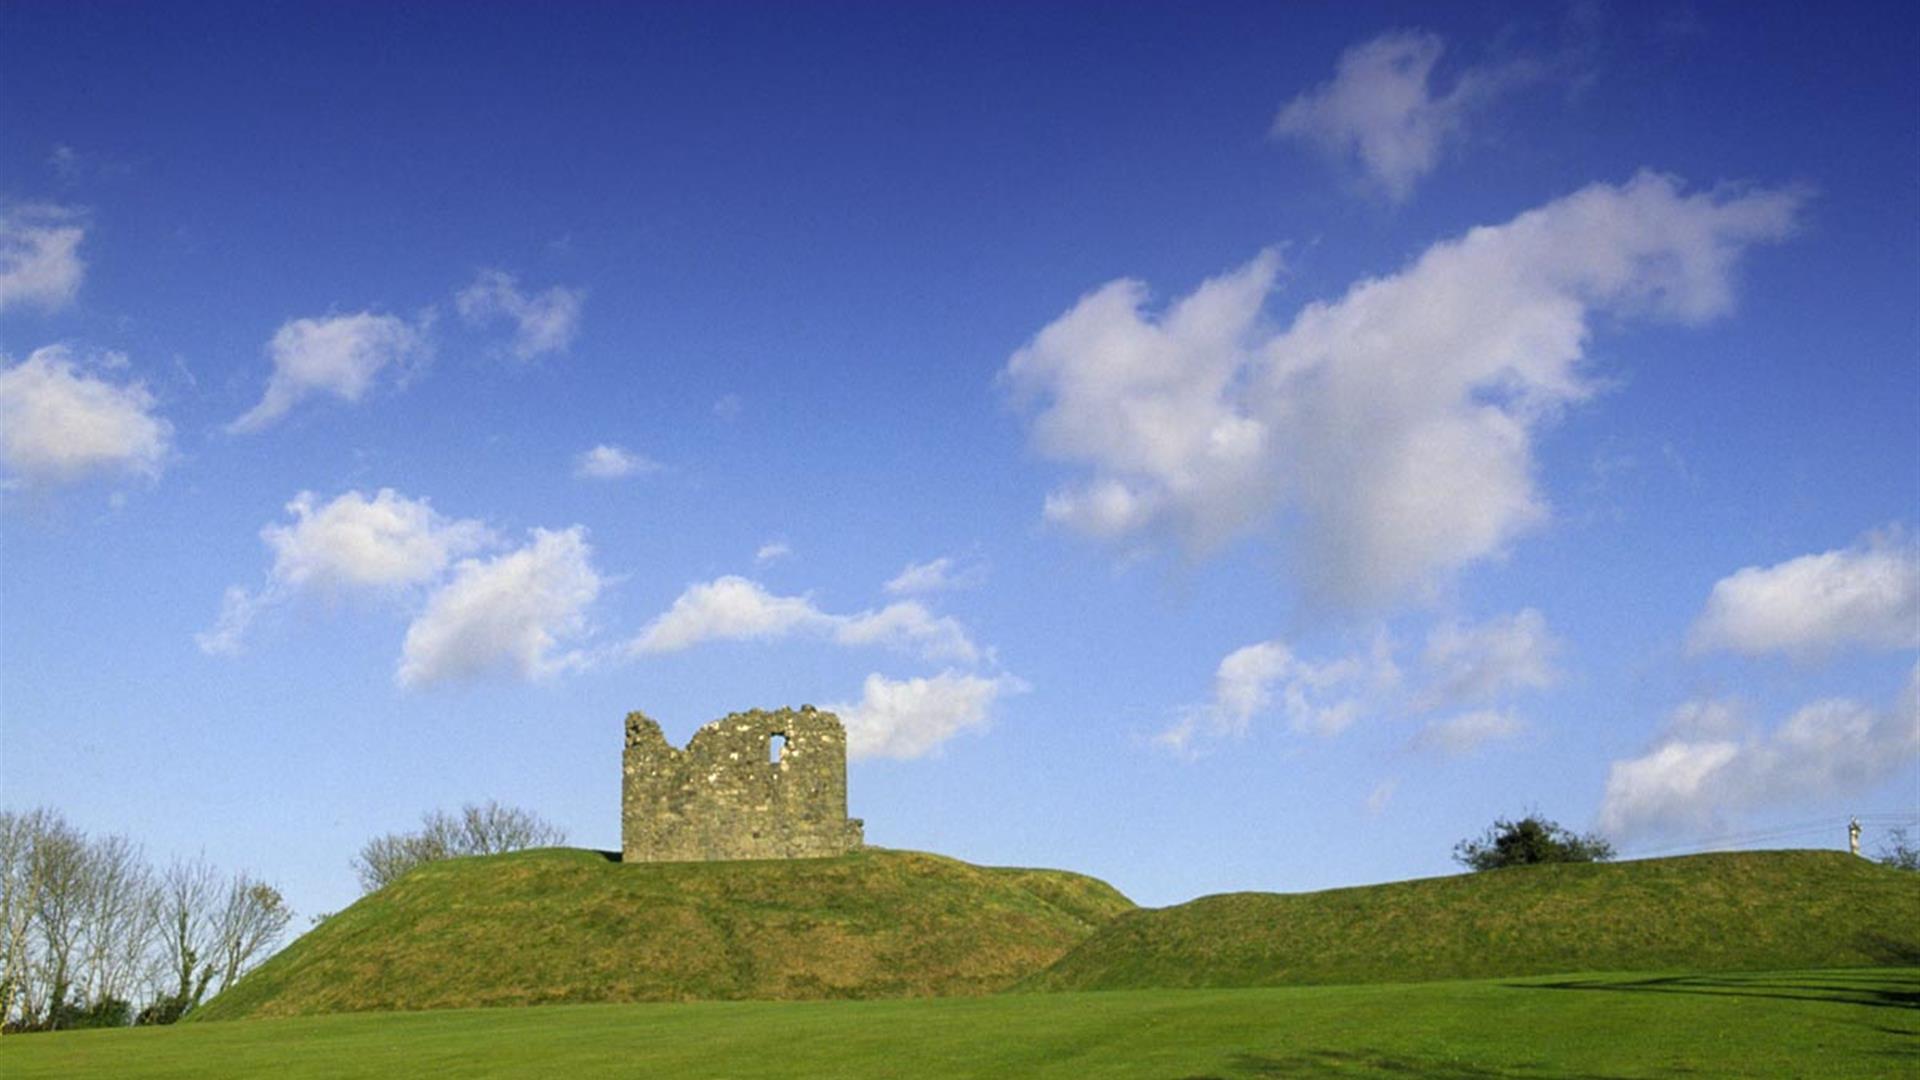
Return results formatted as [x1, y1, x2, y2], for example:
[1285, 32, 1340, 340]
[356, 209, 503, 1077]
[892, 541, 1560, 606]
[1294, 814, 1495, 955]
[621, 705, 865, 862]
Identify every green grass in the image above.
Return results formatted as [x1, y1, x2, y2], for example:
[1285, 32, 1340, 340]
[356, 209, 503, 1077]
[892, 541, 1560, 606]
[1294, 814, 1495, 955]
[1032, 850, 1920, 991]
[7, 967, 1914, 1078]
[192, 846, 1134, 1019]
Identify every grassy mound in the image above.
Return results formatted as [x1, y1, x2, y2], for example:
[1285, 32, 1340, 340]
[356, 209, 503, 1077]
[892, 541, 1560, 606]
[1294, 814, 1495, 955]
[196, 847, 1132, 1019]
[1031, 850, 1920, 991]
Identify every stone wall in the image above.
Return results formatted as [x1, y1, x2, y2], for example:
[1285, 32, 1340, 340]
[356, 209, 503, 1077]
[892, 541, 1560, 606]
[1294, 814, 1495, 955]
[621, 705, 865, 862]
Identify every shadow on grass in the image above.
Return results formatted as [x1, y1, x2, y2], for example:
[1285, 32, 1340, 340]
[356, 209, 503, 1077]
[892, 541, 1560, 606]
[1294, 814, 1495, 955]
[1177, 1048, 1635, 1079]
[1509, 969, 1920, 1012]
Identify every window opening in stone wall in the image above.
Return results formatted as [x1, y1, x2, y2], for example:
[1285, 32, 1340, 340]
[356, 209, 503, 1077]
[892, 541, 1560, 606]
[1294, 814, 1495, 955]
[769, 733, 787, 764]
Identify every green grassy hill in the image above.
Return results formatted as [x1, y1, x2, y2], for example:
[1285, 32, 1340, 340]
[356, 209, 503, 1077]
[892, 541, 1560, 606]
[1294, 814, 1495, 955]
[1030, 850, 1920, 991]
[195, 847, 1133, 1020]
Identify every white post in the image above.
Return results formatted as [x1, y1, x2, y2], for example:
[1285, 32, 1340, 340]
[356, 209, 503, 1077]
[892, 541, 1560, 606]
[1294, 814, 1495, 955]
[1849, 817, 1861, 856]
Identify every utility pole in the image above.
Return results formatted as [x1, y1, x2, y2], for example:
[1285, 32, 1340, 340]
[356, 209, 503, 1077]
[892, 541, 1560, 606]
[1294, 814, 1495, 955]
[1849, 817, 1861, 856]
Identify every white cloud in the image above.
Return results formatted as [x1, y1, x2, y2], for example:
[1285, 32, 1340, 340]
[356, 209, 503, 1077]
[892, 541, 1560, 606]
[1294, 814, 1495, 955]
[456, 269, 584, 361]
[1008, 251, 1282, 554]
[263, 489, 492, 592]
[230, 312, 429, 432]
[1159, 634, 1398, 752]
[194, 585, 265, 656]
[574, 444, 660, 480]
[198, 488, 493, 654]
[1689, 529, 1920, 659]
[1419, 608, 1559, 708]
[884, 556, 986, 595]
[0, 204, 85, 312]
[396, 527, 603, 688]
[1007, 173, 1801, 606]
[0, 346, 171, 487]
[1598, 667, 1920, 838]
[828, 670, 1028, 760]
[1272, 31, 1535, 203]
[834, 602, 980, 664]
[754, 540, 792, 565]
[627, 576, 980, 664]
[629, 576, 830, 653]
[1411, 709, 1525, 757]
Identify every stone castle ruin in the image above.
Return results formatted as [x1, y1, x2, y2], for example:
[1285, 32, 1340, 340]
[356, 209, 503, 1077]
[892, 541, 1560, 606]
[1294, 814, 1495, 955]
[621, 705, 865, 862]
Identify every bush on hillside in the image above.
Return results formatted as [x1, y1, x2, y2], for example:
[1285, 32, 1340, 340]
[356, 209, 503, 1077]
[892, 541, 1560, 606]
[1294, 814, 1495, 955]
[353, 801, 567, 893]
[1453, 814, 1615, 872]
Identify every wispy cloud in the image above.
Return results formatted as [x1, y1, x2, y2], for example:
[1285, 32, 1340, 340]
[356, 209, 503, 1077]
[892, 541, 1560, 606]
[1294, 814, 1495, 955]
[573, 444, 661, 480]
[1272, 30, 1542, 202]
[457, 269, 584, 361]
[627, 575, 980, 664]
[230, 312, 432, 432]
[884, 555, 987, 596]
[0, 203, 86, 313]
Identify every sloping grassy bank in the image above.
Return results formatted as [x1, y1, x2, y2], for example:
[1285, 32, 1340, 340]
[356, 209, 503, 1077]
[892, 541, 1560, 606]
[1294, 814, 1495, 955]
[195, 846, 1132, 1019]
[1032, 850, 1920, 990]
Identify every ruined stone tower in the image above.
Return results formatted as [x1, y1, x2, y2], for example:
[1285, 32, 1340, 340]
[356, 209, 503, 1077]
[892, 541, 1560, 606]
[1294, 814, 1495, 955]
[621, 705, 865, 862]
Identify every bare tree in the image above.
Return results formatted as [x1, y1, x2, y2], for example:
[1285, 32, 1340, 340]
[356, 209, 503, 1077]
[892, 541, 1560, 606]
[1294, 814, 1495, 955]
[0, 810, 50, 1032]
[27, 814, 88, 1028]
[353, 801, 566, 893]
[208, 874, 291, 993]
[454, 801, 567, 854]
[1876, 826, 1920, 871]
[76, 835, 156, 1010]
[0, 811, 296, 1031]
[153, 857, 220, 1017]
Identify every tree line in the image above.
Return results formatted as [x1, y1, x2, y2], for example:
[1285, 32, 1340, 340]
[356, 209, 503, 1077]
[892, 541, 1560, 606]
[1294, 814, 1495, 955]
[0, 808, 291, 1033]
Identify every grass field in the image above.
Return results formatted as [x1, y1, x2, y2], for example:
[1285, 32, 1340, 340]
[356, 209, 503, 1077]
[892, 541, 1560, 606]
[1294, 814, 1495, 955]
[1035, 850, 1920, 991]
[6, 967, 1914, 1078]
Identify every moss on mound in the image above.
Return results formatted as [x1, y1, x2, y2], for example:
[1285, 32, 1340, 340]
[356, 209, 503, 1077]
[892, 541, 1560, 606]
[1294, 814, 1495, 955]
[1030, 850, 1920, 991]
[197, 847, 1133, 1020]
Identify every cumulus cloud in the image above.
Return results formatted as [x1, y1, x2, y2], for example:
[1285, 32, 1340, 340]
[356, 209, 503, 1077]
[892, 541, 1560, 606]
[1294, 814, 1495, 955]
[1159, 634, 1398, 753]
[456, 269, 584, 361]
[827, 670, 1028, 760]
[627, 576, 979, 663]
[574, 444, 660, 479]
[1689, 529, 1920, 659]
[884, 556, 986, 595]
[0, 346, 171, 487]
[1411, 709, 1525, 757]
[0, 204, 86, 312]
[396, 527, 603, 687]
[1007, 173, 1801, 607]
[230, 312, 430, 432]
[1419, 608, 1559, 708]
[262, 489, 492, 592]
[1598, 667, 1920, 838]
[197, 488, 493, 654]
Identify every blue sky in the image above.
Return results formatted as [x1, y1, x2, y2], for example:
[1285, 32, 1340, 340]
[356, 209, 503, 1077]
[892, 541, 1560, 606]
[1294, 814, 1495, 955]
[2, 2, 1915, 919]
